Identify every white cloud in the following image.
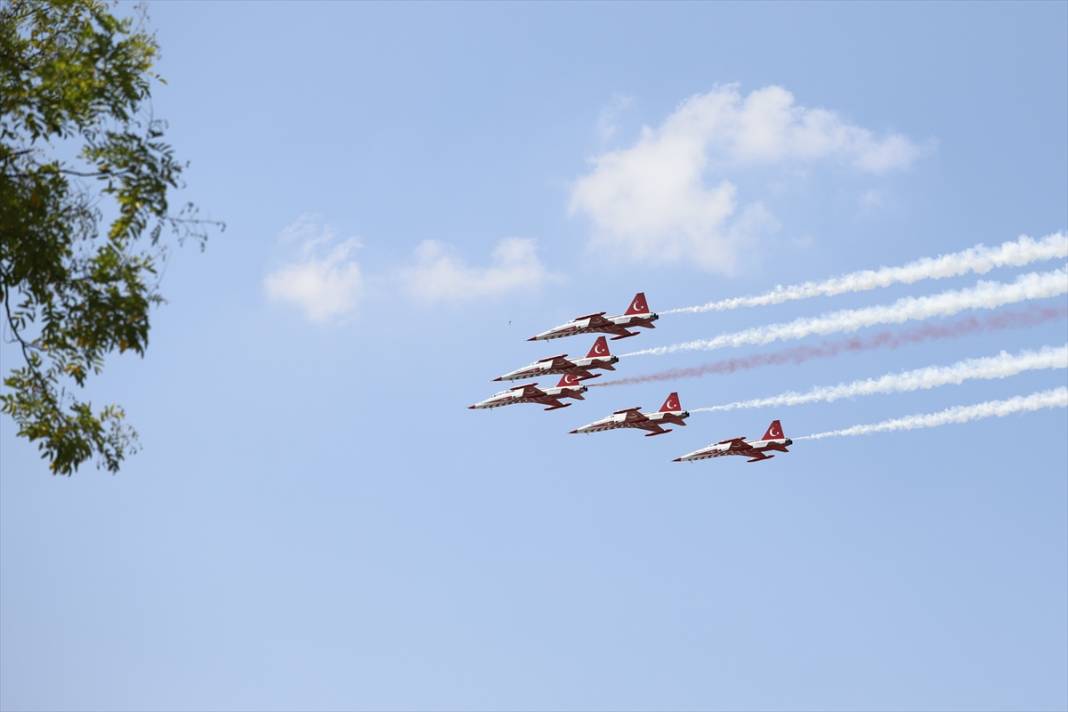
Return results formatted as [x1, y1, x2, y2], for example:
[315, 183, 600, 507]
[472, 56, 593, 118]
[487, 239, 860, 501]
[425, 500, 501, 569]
[570, 84, 924, 273]
[263, 215, 363, 323]
[402, 237, 553, 303]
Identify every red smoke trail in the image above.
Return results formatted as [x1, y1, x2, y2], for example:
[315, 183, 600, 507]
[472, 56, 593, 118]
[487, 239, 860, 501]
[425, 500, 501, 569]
[591, 306, 1068, 387]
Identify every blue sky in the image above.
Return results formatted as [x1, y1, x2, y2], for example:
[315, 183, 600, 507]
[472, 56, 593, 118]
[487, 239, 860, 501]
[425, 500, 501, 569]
[2, 2, 1067, 710]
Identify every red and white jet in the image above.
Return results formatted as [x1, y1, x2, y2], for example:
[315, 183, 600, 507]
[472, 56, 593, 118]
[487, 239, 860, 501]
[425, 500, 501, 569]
[673, 420, 793, 463]
[494, 336, 619, 382]
[468, 374, 588, 412]
[529, 292, 659, 342]
[569, 392, 690, 437]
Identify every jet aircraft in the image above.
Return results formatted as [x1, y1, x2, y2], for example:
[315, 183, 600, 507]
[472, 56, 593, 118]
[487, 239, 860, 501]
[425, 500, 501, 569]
[494, 336, 619, 382]
[529, 292, 659, 341]
[468, 373, 588, 412]
[570, 392, 690, 437]
[673, 420, 793, 463]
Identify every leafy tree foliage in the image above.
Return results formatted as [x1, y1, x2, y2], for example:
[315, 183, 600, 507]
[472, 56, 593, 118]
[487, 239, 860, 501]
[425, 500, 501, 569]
[1, 0, 220, 474]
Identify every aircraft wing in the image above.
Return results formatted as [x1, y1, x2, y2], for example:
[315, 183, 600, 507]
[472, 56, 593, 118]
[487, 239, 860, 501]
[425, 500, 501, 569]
[613, 407, 649, 424]
[578, 313, 638, 339]
[637, 422, 669, 437]
[516, 384, 548, 398]
[538, 355, 577, 369]
[539, 398, 570, 411]
[717, 437, 753, 450]
[587, 313, 624, 330]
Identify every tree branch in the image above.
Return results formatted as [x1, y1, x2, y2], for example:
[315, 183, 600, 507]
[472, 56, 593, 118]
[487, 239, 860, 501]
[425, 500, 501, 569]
[0, 274, 53, 399]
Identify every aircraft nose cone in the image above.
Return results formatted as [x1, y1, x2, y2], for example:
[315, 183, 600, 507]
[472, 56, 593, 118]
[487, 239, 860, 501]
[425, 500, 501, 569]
[672, 457, 682, 462]
[468, 405, 476, 409]
[492, 377, 502, 381]
[569, 429, 578, 434]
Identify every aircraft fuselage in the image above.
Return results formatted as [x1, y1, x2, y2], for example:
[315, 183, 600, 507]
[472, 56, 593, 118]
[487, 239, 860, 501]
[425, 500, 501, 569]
[468, 384, 587, 411]
[674, 437, 793, 463]
[494, 354, 619, 382]
[529, 311, 658, 341]
[571, 409, 690, 434]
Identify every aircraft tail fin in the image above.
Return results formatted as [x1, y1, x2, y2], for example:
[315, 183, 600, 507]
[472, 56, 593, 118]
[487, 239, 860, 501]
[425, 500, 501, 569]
[556, 373, 582, 388]
[659, 392, 682, 412]
[624, 292, 650, 315]
[761, 420, 785, 440]
[586, 336, 610, 359]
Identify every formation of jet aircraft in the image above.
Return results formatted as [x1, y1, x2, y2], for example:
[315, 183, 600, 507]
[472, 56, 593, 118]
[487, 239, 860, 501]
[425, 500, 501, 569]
[470, 291, 793, 465]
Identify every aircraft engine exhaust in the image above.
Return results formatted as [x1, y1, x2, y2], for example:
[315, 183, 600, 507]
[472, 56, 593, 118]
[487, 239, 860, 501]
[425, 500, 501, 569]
[795, 386, 1068, 441]
[621, 267, 1068, 358]
[665, 231, 1067, 315]
[689, 344, 1068, 412]
[589, 305, 1068, 387]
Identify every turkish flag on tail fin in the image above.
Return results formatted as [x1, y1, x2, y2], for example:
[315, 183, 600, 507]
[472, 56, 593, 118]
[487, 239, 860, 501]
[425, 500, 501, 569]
[762, 420, 785, 440]
[659, 392, 681, 412]
[624, 292, 649, 316]
[557, 373, 581, 388]
[586, 336, 611, 359]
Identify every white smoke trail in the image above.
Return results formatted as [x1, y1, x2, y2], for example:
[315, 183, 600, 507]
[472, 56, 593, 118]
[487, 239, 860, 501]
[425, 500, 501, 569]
[666, 232, 1068, 314]
[691, 345, 1068, 412]
[625, 266, 1068, 357]
[796, 387, 1068, 441]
